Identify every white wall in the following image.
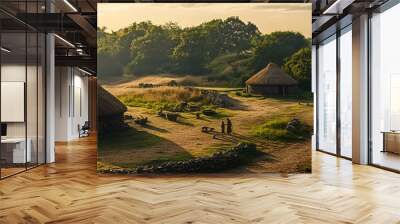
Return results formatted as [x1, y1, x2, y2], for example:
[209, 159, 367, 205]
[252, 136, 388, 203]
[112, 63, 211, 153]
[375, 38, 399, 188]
[1, 63, 46, 164]
[1, 65, 32, 138]
[55, 67, 89, 141]
[55, 67, 69, 141]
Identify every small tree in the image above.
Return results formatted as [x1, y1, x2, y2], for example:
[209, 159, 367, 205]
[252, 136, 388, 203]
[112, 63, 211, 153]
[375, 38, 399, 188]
[283, 47, 312, 91]
[250, 32, 309, 71]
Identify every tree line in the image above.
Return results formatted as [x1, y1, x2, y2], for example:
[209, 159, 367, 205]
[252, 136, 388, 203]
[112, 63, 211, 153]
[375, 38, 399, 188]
[98, 17, 311, 90]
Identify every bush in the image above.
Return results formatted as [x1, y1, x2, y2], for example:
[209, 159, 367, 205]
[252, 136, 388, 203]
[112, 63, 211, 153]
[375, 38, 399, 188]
[158, 111, 179, 122]
[283, 47, 311, 91]
[134, 116, 148, 125]
[253, 118, 311, 141]
[235, 91, 252, 97]
[202, 109, 217, 116]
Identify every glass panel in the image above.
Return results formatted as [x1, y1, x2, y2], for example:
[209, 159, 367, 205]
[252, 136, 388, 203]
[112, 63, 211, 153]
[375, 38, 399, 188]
[38, 33, 45, 165]
[371, 4, 400, 171]
[27, 31, 38, 169]
[339, 26, 352, 158]
[317, 35, 337, 154]
[0, 1, 46, 179]
[1, 30, 28, 177]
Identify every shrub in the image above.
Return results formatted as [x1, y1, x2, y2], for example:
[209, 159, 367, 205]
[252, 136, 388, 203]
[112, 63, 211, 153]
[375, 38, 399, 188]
[235, 91, 252, 97]
[134, 116, 148, 125]
[158, 111, 179, 122]
[202, 109, 217, 116]
[253, 118, 311, 141]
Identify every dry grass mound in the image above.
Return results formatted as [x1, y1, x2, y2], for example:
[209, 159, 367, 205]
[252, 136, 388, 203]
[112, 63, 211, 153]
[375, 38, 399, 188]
[119, 86, 235, 113]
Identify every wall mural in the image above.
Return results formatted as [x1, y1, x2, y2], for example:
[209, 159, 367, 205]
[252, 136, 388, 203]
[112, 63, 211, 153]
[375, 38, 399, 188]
[97, 3, 313, 174]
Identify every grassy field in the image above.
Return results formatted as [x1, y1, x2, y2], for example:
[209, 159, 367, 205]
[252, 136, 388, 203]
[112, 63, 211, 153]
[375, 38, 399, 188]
[98, 75, 313, 173]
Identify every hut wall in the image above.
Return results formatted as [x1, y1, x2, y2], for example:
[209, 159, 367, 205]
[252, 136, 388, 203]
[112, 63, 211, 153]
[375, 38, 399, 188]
[247, 85, 298, 96]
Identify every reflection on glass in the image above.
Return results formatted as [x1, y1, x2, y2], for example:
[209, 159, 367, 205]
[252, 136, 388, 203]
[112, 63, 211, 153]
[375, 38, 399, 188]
[317, 35, 337, 154]
[339, 27, 352, 158]
[371, 3, 400, 171]
[1, 31, 27, 177]
[27, 31, 38, 169]
[38, 33, 46, 165]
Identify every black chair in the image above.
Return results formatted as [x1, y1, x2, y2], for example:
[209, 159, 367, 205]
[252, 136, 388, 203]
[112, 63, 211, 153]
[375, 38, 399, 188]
[79, 121, 90, 138]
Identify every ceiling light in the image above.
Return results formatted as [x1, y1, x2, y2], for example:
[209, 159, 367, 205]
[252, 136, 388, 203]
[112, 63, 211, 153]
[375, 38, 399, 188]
[78, 67, 93, 76]
[1, 47, 11, 53]
[63, 0, 78, 12]
[322, 0, 355, 15]
[54, 34, 75, 48]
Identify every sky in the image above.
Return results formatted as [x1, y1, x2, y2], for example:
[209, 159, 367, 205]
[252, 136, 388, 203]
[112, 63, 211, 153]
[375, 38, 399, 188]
[97, 3, 311, 38]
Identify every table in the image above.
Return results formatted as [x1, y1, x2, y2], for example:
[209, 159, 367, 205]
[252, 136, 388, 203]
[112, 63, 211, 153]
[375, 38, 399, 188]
[381, 131, 400, 154]
[1, 138, 32, 163]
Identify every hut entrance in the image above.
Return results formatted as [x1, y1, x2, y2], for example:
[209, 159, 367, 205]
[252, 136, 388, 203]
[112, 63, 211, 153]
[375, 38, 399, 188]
[279, 86, 288, 96]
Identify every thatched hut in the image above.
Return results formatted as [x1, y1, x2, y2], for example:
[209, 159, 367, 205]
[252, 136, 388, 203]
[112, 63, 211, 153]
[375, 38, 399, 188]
[245, 63, 298, 96]
[98, 85, 127, 132]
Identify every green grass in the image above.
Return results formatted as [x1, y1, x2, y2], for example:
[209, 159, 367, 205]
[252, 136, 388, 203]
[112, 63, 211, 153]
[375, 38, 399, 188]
[199, 106, 232, 119]
[252, 117, 311, 141]
[119, 95, 179, 112]
[252, 103, 312, 142]
[98, 127, 162, 152]
[112, 152, 194, 169]
[200, 143, 234, 156]
[253, 118, 292, 141]
[97, 126, 194, 170]
[235, 91, 254, 97]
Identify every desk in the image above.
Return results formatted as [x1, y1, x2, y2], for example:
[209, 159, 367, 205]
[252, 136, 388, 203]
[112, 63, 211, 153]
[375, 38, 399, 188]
[1, 138, 31, 163]
[382, 131, 400, 155]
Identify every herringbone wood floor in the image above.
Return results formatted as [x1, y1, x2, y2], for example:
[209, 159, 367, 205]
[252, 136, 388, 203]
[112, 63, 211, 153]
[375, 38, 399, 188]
[1, 136, 400, 224]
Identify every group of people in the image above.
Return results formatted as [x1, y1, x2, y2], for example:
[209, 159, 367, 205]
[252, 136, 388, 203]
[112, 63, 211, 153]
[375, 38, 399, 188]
[221, 118, 233, 135]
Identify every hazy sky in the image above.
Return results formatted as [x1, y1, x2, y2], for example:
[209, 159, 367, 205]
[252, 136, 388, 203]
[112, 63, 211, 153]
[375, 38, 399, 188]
[98, 3, 311, 37]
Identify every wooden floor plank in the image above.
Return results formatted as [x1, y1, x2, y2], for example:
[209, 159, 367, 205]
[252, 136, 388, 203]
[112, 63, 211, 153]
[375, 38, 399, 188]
[0, 136, 399, 223]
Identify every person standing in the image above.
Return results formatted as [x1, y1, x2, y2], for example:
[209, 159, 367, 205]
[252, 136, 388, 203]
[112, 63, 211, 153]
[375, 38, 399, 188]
[226, 118, 232, 135]
[221, 120, 225, 134]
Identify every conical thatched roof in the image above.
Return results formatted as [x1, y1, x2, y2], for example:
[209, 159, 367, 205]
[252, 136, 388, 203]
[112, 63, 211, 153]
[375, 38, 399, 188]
[98, 85, 127, 117]
[245, 63, 298, 86]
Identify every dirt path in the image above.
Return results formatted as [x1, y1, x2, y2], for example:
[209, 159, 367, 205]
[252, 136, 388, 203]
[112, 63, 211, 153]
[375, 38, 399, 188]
[123, 94, 311, 173]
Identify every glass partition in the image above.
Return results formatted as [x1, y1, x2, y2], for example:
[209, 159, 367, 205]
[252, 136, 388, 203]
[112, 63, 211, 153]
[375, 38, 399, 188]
[38, 32, 45, 165]
[1, 31, 28, 177]
[27, 31, 38, 169]
[370, 3, 400, 171]
[0, 2, 46, 179]
[317, 35, 337, 154]
[339, 26, 352, 158]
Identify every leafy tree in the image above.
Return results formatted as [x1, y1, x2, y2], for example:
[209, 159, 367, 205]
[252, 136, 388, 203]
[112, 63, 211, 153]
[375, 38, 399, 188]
[218, 17, 260, 54]
[126, 24, 178, 75]
[172, 17, 260, 75]
[283, 47, 312, 91]
[97, 18, 308, 87]
[97, 28, 124, 77]
[172, 27, 208, 74]
[251, 32, 309, 71]
[201, 17, 260, 57]
[115, 22, 158, 66]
